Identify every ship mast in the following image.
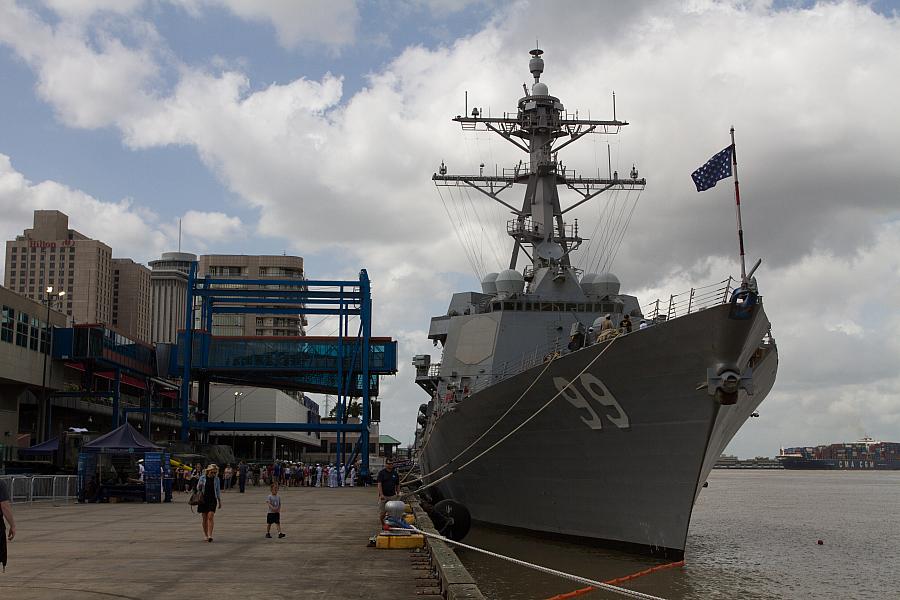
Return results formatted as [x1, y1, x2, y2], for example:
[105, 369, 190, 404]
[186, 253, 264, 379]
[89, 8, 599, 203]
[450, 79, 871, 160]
[434, 48, 646, 279]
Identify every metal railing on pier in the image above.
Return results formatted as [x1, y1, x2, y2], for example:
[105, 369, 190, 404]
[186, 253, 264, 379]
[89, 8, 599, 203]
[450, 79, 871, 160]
[0, 474, 79, 504]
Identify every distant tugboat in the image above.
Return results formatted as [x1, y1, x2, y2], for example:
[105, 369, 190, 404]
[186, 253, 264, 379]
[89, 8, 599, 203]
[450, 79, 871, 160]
[778, 438, 900, 470]
[410, 48, 779, 558]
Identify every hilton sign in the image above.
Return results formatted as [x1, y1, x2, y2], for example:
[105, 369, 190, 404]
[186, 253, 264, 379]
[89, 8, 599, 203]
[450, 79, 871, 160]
[28, 240, 76, 249]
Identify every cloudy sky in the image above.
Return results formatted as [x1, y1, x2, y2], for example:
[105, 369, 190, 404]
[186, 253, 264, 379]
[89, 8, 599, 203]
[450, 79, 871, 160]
[1, 0, 898, 457]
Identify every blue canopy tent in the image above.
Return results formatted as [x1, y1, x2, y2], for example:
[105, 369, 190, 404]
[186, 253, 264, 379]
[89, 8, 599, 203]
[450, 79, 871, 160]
[21, 437, 60, 455]
[79, 423, 164, 503]
[82, 423, 161, 454]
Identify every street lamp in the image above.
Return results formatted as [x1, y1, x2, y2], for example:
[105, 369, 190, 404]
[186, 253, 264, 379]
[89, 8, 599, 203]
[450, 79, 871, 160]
[39, 286, 65, 443]
[232, 391, 243, 453]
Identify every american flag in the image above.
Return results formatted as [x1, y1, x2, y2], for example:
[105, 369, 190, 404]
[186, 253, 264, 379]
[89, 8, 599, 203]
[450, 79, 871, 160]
[691, 146, 733, 192]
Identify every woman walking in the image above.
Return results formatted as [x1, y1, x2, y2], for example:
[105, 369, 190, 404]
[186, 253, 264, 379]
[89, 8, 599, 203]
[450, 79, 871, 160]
[197, 464, 222, 542]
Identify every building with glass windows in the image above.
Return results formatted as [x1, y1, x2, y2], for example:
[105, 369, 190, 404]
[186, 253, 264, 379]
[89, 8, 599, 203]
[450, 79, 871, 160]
[0, 285, 67, 458]
[197, 255, 307, 336]
[3, 211, 151, 343]
[3, 210, 112, 325]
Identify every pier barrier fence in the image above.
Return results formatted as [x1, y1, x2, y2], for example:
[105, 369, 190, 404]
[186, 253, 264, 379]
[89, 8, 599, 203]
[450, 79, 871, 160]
[0, 474, 79, 504]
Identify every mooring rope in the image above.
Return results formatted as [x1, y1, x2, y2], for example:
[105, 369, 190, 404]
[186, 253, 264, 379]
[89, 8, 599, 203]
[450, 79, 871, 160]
[394, 525, 669, 600]
[404, 336, 619, 497]
[402, 354, 558, 486]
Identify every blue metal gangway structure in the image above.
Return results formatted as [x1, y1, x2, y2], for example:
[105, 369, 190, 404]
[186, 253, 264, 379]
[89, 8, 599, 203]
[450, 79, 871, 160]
[174, 266, 397, 476]
[52, 324, 178, 432]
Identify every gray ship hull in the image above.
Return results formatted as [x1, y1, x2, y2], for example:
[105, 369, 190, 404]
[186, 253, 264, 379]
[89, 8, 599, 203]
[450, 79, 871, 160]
[419, 303, 777, 557]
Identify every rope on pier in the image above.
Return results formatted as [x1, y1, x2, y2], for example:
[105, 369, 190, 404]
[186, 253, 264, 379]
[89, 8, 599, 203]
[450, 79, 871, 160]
[396, 525, 670, 600]
[544, 561, 685, 600]
[404, 337, 620, 497]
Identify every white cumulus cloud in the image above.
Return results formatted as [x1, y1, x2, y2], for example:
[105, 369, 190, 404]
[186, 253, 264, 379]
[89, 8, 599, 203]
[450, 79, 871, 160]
[181, 209, 244, 243]
[171, 0, 359, 50]
[1, 0, 899, 452]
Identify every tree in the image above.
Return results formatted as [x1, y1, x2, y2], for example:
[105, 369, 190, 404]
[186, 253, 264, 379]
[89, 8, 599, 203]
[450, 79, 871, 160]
[329, 399, 362, 419]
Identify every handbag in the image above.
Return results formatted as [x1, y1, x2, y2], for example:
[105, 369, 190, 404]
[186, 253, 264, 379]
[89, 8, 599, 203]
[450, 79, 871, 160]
[189, 487, 203, 506]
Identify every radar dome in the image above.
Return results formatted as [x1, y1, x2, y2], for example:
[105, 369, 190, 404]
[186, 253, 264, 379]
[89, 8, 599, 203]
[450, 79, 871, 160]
[595, 272, 621, 297]
[532, 82, 549, 96]
[481, 272, 499, 295]
[580, 273, 599, 295]
[495, 269, 525, 296]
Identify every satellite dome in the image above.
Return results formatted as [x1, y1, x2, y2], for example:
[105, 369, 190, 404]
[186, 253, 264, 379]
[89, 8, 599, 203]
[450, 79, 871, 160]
[495, 269, 525, 295]
[481, 272, 499, 295]
[580, 273, 598, 295]
[532, 82, 549, 96]
[595, 272, 621, 297]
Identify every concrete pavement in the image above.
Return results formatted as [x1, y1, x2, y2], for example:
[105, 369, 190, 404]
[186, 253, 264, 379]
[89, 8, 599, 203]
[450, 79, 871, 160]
[0, 484, 428, 599]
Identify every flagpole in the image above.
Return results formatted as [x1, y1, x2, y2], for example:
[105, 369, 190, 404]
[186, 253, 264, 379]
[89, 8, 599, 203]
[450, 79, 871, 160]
[730, 126, 747, 284]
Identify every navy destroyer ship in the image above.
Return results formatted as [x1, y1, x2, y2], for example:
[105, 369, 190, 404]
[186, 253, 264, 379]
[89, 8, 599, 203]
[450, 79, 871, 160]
[411, 48, 778, 558]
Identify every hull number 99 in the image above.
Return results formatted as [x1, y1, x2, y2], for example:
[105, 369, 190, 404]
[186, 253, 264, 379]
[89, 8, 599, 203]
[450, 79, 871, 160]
[554, 373, 630, 430]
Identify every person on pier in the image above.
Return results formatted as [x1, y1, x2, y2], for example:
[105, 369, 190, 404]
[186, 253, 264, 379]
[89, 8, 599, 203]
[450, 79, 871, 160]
[197, 464, 222, 542]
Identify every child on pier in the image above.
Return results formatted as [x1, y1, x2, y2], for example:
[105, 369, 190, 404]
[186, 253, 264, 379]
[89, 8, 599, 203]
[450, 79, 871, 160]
[265, 483, 286, 539]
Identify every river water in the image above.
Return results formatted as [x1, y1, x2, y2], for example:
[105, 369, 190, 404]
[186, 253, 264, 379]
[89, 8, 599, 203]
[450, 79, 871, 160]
[456, 470, 900, 599]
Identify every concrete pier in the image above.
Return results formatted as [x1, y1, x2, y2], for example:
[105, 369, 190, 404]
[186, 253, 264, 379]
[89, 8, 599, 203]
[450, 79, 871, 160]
[0, 486, 434, 599]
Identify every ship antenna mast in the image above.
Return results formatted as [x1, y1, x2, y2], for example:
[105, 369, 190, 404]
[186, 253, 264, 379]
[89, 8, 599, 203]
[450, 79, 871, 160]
[433, 48, 646, 276]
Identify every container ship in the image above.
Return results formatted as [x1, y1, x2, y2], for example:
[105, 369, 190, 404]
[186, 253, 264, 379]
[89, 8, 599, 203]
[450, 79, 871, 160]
[777, 437, 900, 470]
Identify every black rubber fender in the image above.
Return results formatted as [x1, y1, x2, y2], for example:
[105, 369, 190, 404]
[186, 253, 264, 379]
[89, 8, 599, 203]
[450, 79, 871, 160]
[431, 499, 472, 541]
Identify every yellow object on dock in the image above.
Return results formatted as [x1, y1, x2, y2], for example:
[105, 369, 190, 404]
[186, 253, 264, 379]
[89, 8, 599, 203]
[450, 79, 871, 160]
[376, 533, 425, 549]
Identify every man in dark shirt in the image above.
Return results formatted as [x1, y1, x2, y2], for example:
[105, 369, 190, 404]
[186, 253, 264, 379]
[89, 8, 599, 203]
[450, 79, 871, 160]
[1, 479, 15, 571]
[376, 459, 400, 525]
[238, 461, 248, 493]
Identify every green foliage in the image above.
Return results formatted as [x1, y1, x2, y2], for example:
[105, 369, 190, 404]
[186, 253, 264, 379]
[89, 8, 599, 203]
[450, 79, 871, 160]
[329, 399, 362, 419]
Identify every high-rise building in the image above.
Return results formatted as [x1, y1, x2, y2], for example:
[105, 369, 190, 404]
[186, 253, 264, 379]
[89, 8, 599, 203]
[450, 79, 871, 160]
[111, 258, 151, 343]
[198, 255, 306, 336]
[3, 210, 152, 342]
[148, 251, 196, 343]
[3, 210, 111, 324]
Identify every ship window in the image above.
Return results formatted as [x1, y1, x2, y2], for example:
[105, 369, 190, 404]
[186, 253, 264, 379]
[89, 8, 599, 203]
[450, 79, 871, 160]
[503, 302, 515, 311]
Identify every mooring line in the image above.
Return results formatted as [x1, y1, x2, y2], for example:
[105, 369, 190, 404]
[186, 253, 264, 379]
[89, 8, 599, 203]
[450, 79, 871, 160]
[402, 353, 558, 486]
[404, 336, 619, 497]
[395, 524, 669, 600]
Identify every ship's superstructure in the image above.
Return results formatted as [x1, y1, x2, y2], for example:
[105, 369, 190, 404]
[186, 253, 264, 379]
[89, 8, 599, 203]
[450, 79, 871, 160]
[411, 49, 779, 558]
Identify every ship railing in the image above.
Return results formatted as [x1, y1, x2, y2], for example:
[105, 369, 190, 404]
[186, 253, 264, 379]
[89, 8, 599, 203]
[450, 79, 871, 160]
[466, 277, 738, 396]
[468, 338, 562, 395]
[643, 277, 735, 322]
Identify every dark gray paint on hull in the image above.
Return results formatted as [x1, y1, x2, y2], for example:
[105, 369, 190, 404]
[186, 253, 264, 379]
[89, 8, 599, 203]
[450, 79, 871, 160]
[420, 303, 777, 555]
